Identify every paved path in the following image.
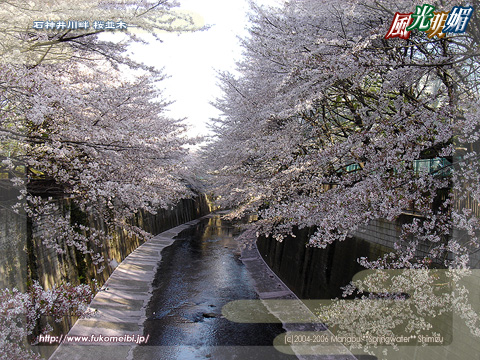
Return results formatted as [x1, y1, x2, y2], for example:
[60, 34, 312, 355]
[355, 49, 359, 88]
[49, 217, 206, 360]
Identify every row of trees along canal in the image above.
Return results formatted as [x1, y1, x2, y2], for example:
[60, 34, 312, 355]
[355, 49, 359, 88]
[201, 1, 480, 359]
[0, 1, 207, 359]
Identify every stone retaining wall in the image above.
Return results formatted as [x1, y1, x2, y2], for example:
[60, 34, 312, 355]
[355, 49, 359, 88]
[0, 191, 211, 293]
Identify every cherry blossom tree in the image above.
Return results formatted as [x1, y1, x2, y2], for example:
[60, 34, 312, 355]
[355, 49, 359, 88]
[4, 60, 194, 272]
[0, 1, 200, 358]
[1, 0, 197, 264]
[207, 0, 480, 267]
[0, 0, 200, 66]
[0, 281, 97, 360]
[204, 0, 480, 356]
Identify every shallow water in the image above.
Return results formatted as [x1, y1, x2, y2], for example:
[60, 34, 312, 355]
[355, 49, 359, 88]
[133, 215, 297, 360]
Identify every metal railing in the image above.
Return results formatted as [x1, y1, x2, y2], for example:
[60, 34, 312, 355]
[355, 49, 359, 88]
[412, 158, 452, 177]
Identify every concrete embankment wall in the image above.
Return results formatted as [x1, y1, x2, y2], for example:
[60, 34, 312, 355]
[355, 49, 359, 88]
[30, 194, 212, 292]
[256, 227, 392, 300]
[0, 187, 212, 293]
[13, 195, 211, 290]
[256, 217, 480, 300]
[353, 218, 480, 268]
[256, 221, 480, 360]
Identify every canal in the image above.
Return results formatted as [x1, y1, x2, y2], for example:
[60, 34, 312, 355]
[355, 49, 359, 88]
[132, 214, 298, 360]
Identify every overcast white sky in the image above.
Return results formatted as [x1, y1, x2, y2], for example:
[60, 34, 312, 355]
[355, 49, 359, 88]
[129, 0, 283, 138]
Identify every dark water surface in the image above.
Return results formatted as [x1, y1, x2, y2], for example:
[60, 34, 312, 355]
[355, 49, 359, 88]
[133, 215, 297, 360]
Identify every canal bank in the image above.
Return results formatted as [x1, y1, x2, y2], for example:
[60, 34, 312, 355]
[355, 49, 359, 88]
[255, 226, 480, 360]
[48, 217, 205, 360]
[238, 235, 359, 360]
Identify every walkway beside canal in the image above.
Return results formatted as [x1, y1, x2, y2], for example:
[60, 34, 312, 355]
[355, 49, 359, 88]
[49, 217, 204, 360]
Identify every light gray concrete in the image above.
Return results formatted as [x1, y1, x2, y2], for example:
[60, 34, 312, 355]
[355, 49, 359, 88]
[48, 217, 208, 360]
